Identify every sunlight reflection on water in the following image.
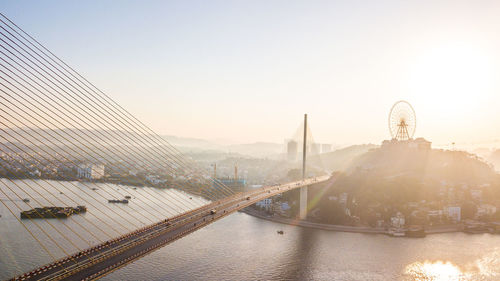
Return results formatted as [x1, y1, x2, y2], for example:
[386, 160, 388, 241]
[404, 261, 467, 281]
[403, 249, 500, 281]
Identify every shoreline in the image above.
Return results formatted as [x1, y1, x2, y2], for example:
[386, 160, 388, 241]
[240, 208, 467, 236]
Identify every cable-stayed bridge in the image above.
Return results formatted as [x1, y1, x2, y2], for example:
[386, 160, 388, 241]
[11, 177, 327, 281]
[0, 13, 330, 280]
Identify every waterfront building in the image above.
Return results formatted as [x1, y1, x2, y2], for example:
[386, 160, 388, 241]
[391, 212, 405, 228]
[256, 198, 273, 210]
[447, 206, 461, 222]
[146, 175, 167, 185]
[476, 204, 496, 218]
[77, 164, 105, 180]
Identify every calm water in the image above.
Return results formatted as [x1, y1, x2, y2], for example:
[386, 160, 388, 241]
[103, 212, 500, 281]
[0, 179, 206, 280]
[2, 180, 500, 280]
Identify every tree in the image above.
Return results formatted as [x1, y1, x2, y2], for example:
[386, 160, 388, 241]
[461, 202, 477, 220]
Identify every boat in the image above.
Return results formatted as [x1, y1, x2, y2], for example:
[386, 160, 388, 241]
[74, 206, 87, 213]
[405, 226, 426, 238]
[389, 228, 406, 237]
[108, 199, 129, 204]
[277, 230, 284, 235]
[20, 206, 85, 219]
[464, 225, 490, 234]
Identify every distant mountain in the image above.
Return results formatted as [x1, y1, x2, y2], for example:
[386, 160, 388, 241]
[225, 142, 283, 158]
[160, 136, 285, 158]
[0, 127, 286, 158]
[160, 135, 223, 151]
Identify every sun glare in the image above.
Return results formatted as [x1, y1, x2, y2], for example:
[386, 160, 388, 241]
[408, 43, 493, 113]
[404, 261, 465, 281]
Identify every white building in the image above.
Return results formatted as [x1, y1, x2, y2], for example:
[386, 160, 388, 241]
[381, 138, 431, 150]
[477, 204, 496, 218]
[281, 202, 291, 212]
[256, 198, 273, 210]
[391, 212, 405, 228]
[408, 138, 432, 150]
[339, 193, 348, 205]
[470, 189, 483, 201]
[447, 206, 461, 222]
[77, 164, 105, 180]
[427, 210, 443, 220]
[146, 175, 167, 185]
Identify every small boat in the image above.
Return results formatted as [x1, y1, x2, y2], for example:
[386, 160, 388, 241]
[108, 199, 129, 204]
[277, 230, 284, 235]
[464, 225, 489, 234]
[74, 206, 87, 213]
[405, 226, 426, 238]
[389, 228, 406, 237]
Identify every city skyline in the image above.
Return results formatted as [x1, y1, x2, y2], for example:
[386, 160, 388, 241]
[2, 1, 500, 147]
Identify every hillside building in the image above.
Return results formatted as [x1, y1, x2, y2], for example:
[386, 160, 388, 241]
[381, 138, 431, 150]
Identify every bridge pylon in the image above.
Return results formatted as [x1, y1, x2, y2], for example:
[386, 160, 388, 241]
[299, 114, 308, 220]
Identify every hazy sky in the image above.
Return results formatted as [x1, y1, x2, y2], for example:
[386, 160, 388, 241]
[2, 1, 500, 147]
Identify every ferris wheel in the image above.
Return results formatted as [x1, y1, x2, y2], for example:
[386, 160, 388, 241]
[388, 100, 416, 141]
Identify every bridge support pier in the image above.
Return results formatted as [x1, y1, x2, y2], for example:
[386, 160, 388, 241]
[299, 185, 307, 219]
[299, 113, 308, 220]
